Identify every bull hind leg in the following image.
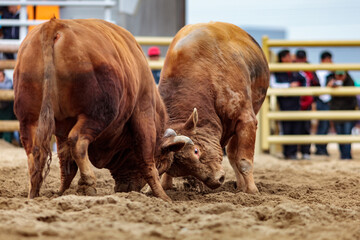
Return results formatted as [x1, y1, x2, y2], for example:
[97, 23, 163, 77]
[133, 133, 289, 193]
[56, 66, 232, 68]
[227, 111, 259, 194]
[56, 136, 78, 194]
[20, 122, 48, 198]
[68, 115, 97, 196]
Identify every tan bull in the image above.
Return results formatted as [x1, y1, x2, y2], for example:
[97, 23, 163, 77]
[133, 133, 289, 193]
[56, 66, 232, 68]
[159, 22, 269, 193]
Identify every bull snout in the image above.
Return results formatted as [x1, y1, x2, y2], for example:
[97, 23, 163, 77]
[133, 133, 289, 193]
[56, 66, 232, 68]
[215, 170, 226, 184]
[204, 170, 226, 189]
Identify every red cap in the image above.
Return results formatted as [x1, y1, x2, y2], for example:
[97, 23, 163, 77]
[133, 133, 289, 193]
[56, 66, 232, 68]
[148, 46, 160, 56]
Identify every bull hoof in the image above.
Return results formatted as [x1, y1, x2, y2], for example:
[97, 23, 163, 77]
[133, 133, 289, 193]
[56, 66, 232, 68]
[77, 175, 97, 196]
[29, 187, 41, 199]
[159, 194, 172, 202]
[236, 183, 259, 194]
[234, 182, 259, 194]
[77, 185, 97, 196]
[246, 185, 259, 194]
[59, 185, 69, 196]
[28, 191, 40, 199]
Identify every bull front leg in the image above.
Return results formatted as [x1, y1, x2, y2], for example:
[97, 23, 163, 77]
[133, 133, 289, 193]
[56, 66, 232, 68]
[226, 111, 259, 194]
[131, 109, 171, 202]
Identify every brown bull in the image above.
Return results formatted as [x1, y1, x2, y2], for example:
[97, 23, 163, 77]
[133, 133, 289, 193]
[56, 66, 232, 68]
[158, 22, 269, 193]
[13, 18, 193, 202]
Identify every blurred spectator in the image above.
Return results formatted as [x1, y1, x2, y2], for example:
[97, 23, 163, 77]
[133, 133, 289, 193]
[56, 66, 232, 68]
[314, 51, 333, 156]
[353, 76, 360, 135]
[327, 70, 357, 160]
[2, 6, 20, 59]
[0, 7, 6, 38]
[148, 46, 161, 84]
[270, 49, 306, 160]
[294, 49, 319, 160]
[0, 70, 16, 143]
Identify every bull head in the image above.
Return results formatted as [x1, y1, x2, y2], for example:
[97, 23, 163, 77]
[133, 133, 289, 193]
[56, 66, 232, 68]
[166, 108, 226, 189]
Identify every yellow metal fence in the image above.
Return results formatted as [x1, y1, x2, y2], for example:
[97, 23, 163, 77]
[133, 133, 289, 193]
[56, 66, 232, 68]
[260, 36, 360, 152]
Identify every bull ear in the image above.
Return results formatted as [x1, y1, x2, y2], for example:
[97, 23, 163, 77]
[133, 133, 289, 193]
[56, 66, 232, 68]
[161, 135, 194, 153]
[184, 108, 198, 131]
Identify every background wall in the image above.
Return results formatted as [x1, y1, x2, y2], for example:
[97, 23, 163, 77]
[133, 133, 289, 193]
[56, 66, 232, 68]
[60, 0, 185, 58]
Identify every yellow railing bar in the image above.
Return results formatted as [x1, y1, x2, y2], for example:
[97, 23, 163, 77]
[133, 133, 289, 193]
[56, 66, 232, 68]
[0, 89, 15, 101]
[268, 135, 360, 144]
[267, 39, 360, 47]
[268, 110, 360, 120]
[148, 60, 165, 70]
[267, 86, 360, 96]
[152, 62, 360, 71]
[0, 120, 19, 132]
[0, 60, 16, 69]
[0, 59, 166, 70]
[269, 63, 360, 72]
[135, 36, 173, 46]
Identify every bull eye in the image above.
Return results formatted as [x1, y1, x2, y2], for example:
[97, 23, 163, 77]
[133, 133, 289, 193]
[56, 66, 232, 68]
[194, 148, 199, 155]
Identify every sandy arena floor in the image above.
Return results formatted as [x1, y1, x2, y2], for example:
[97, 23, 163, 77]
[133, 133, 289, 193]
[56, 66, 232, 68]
[0, 139, 359, 240]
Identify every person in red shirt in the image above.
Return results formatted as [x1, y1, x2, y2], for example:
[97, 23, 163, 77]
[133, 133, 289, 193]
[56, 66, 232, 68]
[294, 49, 320, 160]
[148, 46, 161, 84]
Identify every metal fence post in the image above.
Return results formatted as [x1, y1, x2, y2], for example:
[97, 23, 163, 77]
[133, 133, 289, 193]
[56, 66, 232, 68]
[104, 0, 112, 22]
[19, 0, 28, 41]
[259, 35, 270, 152]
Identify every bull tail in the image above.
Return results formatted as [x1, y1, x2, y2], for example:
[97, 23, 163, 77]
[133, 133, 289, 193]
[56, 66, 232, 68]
[32, 19, 59, 184]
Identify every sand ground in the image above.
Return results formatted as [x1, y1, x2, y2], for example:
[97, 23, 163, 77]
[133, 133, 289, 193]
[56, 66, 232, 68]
[0, 139, 359, 240]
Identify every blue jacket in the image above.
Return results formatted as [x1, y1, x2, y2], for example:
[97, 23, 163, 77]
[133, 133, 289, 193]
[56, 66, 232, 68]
[2, 10, 20, 40]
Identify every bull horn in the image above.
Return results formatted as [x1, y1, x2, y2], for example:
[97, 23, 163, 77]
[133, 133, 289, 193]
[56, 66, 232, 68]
[174, 135, 194, 145]
[164, 128, 177, 138]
